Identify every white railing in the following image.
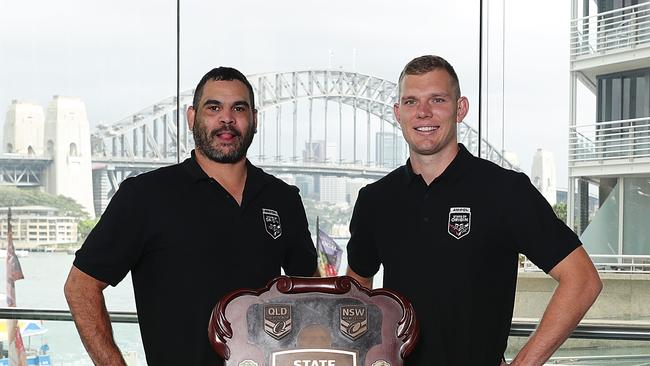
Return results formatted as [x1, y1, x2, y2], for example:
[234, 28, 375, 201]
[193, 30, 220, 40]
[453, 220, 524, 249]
[571, 2, 650, 59]
[523, 254, 650, 273]
[569, 117, 650, 163]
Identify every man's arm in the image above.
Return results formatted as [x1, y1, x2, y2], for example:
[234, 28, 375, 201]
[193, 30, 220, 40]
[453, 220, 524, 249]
[346, 267, 374, 289]
[508, 246, 602, 366]
[64, 265, 127, 366]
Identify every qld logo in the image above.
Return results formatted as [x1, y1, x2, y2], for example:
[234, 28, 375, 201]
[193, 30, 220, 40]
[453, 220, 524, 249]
[264, 304, 292, 340]
[448, 207, 471, 239]
[262, 208, 282, 239]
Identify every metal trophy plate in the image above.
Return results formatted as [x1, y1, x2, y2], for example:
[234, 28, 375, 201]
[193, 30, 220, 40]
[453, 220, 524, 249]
[209, 276, 418, 366]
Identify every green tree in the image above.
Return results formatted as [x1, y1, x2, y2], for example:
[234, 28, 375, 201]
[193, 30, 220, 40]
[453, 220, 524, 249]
[78, 217, 100, 242]
[0, 186, 89, 218]
[553, 202, 567, 223]
[302, 198, 353, 236]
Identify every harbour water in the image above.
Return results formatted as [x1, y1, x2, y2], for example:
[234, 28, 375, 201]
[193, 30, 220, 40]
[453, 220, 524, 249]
[0, 252, 144, 365]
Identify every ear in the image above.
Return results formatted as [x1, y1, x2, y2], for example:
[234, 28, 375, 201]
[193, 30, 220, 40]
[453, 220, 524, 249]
[252, 108, 258, 133]
[393, 103, 402, 126]
[456, 96, 469, 123]
[187, 106, 196, 130]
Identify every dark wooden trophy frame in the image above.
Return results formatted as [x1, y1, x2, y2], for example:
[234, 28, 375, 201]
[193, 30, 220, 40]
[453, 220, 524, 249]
[208, 275, 419, 366]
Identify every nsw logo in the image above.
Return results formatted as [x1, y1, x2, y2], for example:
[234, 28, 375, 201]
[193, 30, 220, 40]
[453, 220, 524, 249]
[339, 305, 368, 340]
[264, 304, 292, 340]
[262, 208, 282, 239]
[448, 207, 471, 239]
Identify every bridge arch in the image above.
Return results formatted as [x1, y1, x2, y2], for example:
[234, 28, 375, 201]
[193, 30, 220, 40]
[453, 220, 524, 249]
[92, 69, 516, 170]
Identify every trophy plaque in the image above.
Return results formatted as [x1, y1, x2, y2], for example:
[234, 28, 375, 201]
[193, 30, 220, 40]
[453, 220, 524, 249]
[208, 276, 419, 366]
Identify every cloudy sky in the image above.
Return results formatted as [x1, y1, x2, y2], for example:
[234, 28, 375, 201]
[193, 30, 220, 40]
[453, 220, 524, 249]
[0, 0, 592, 187]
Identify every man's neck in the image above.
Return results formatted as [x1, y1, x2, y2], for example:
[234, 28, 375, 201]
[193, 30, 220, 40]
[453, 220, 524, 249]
[194, 150, 248, 205]
[410, 143, 459, 185]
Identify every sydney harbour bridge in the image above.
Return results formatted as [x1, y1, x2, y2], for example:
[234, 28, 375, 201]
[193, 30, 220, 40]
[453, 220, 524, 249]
[1, 69, 516, 216]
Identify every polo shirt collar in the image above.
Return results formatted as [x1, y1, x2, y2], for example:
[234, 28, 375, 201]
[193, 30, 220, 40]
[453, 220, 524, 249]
[402, 143, 472, 185]
[182, 150, 270, 203]
[183, 150, 210, 182]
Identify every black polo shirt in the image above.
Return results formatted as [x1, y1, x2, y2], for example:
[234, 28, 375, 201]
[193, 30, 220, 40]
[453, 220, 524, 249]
[347, 144, 580, 366]
[74, 151, 317, 366]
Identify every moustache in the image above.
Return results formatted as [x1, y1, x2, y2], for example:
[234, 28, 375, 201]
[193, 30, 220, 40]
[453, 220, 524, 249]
[210, 126, 242, 138]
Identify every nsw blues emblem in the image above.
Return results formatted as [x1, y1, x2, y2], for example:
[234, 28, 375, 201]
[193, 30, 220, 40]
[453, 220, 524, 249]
[448, 207, 471, 239]
[340, 305, 368, 340]
[262, 208, 282, 239]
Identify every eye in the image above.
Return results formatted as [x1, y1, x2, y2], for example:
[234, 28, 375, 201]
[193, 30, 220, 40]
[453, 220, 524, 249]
[233, 105, 247, 112]
[403, 99, 416, 106]
[207, 105, 220, 112]
[432, 97, 446, 103]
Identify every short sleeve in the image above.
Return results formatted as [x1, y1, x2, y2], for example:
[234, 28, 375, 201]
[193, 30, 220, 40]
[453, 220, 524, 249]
[505, 172, 581, 273]
[281, 187, 318, 276]
[346, 186, 381, 277]
[73, 178, 147, 286]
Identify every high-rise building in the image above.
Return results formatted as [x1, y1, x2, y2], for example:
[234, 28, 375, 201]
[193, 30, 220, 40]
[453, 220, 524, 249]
[375, 131, 403, 168]
[320, 176, 347, 205]
[531, 148, 557, 205]
[346, 178, 372, 205]
[295, 175, 315, 199]
[569, 0, 650, 255]
[303, 140, 325, 163]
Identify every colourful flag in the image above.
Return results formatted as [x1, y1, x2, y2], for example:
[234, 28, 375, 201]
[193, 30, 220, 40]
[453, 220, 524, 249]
[316, 228, 343, 277]
[6, 207, 24, 306]
[8, 324, 27, 366]
[5, 208, 27, 366]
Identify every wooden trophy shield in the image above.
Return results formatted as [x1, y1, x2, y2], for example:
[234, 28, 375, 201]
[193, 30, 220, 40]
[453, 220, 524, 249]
[208, 276, 419, 366]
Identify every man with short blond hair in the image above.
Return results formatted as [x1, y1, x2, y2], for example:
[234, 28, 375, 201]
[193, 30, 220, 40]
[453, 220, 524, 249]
[346, 55, 602, 365]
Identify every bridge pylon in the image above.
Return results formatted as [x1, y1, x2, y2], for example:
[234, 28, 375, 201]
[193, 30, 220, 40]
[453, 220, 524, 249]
[3, 100, 45, 155]
[44, 96, 95, 218]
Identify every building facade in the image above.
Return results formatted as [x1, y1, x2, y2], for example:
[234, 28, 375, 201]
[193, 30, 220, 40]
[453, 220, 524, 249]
[569, 0, 650, 256]
[0, 206, 78, 248]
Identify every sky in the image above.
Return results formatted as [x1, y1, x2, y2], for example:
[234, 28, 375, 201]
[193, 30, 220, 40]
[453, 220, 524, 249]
[0, 0, 592, 188]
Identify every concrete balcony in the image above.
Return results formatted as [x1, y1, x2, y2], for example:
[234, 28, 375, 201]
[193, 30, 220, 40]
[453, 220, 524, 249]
[571, 2, 650, 87]
[569, 117, 650, 177]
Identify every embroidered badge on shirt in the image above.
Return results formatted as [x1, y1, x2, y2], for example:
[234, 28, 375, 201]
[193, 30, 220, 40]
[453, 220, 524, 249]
[448, 207, 471, 239]
[262, 208, 282, 239]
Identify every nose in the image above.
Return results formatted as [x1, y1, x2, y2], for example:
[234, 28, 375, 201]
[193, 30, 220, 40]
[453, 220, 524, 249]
[219, 109, 235, 124]
[416, 102, 432, 119]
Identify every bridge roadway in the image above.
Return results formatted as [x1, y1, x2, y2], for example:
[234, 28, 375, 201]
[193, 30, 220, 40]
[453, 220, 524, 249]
[91, 156, 392, 180]
[1, 156, 392, 180]
[0, 155, 52, 187]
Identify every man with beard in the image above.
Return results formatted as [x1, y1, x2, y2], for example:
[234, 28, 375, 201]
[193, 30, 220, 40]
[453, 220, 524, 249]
[64, 67, 318, 366]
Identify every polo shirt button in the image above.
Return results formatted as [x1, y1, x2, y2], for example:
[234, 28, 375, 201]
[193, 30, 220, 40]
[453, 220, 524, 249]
[423, 217, 429, 222]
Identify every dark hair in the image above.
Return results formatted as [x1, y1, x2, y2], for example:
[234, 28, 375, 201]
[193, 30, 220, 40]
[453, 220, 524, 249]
[192, 67, 255, 109]
[397, 55, 461, 99]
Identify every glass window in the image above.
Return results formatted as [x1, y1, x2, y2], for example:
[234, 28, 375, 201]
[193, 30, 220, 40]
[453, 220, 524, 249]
[580, 179, 620, 255]
[623, 177, 650, 255]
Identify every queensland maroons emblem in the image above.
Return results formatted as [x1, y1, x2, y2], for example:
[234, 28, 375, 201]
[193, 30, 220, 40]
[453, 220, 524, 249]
[264, 304, 292, 339]
[262, 208, 282, 239]
[340, 305, 368, 340]
[448, 207, 471, 239]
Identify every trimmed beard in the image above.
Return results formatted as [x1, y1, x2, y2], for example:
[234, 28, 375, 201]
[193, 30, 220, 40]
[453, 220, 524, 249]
[193, 118, 255, 164]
